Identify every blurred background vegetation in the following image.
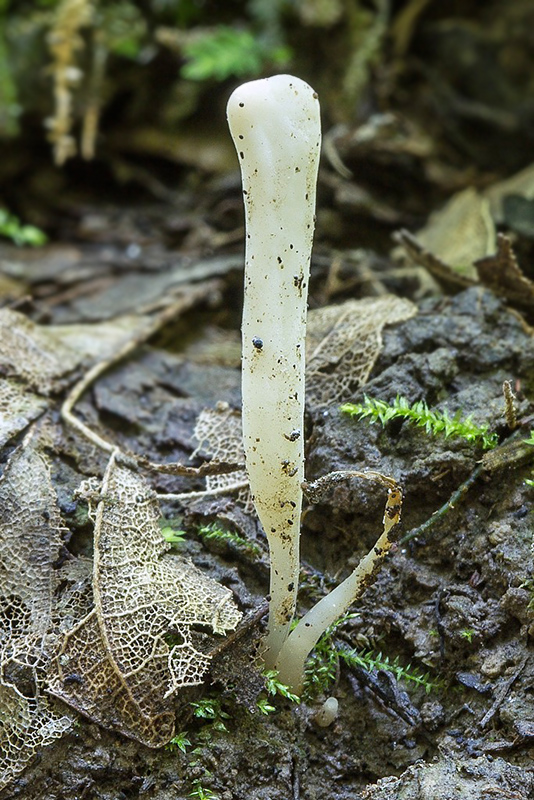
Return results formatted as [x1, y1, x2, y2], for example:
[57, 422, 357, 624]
[1, 0, 534, 252]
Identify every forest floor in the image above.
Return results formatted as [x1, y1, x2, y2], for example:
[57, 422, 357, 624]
[2, 3, 534, 796]
[1, 182, 534, 799]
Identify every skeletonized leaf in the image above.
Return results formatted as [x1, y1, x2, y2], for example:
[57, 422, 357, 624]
[193, 403, 251, 510]
[48, 454, 242, 747]
[306, 297, 417, 407]
[0, 430, 64, 653]
[0, 432, 72, 789]
[0, 378, 48, 449]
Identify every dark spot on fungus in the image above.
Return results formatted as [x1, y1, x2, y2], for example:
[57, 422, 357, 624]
[238, 134, 244, 139]
[239, 102, 244, 107]
[284, 429, 301, 442]
[239, 151, 244, 159]
[252, 336, 263, 350]
[288, 582, 294, 592]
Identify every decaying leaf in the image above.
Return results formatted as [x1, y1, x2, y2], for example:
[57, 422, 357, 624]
[0, 378, 48, 449]
[0, 308, 153, 394]
[394, 187, 498, 291]
[47, 453, 242, 747]
[193, 403, 251, 510]
[398, 226, 534, 321]
[0, 683, 71, 791]
[473, 234, 534, 318]
[0, 430, 65, 656]
[0, 431, 72, 790]
[414, 187, 495, 277]
[306, 296, 417, 407]
[485, 161, 534, 224]
[394, 228, 477, 291]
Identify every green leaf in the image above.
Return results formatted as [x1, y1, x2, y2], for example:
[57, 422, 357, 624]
[0, 209, 47, 247]
[181, 27, 263, 81]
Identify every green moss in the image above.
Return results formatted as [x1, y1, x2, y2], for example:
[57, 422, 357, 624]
[341, 395, 498, 450]
[0, 209, 47, 246]
[303, 613, 445, 697]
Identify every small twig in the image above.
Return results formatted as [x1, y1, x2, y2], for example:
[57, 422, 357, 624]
[303, 469, 399, 504]
[156, 480, 249, 503]
[208, 601, 269, 660]
[291, 754, 301, 800]
[477, 656, 527, 731]
[137, 456, 244, 477]
[403, 426, 534, 544]
[400, 463, 483, 544]
[503, 380, 518, 430]
[346, 668, 421, 729]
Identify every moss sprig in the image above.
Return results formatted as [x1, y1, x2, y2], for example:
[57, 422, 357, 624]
[341, 395, 498, 450]
[197, 523, 261, 558]
[303, 613, 444, 696]
[337, 647, 445, 693]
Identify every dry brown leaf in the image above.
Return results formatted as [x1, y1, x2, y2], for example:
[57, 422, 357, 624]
[474, 234, 534, 317]
[413, 187, 494, 277]
[394, 228, 477, 291]
[0, 309, 153, 394]
[484, 162, 534, 224]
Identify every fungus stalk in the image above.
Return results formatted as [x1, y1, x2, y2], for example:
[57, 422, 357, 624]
[227, 75, 321, 666]
[275, 479, 402, 693]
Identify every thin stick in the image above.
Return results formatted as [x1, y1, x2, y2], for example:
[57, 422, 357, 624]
[303, 469, 398, 503]
[156, 480, 249, 503]
[400, 464, 483, 544]
[137, 456, 244, 477]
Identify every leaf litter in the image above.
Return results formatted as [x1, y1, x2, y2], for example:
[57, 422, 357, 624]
[0, 287, 415, 781]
